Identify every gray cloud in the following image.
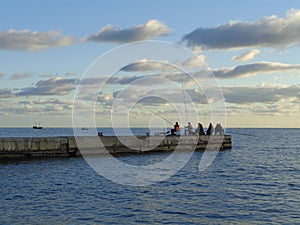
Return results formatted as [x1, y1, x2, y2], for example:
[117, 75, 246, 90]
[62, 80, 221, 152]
[64, 71, 78, 77]
[0, 102, 70, 115]
[0, 88, 14, 98]
[17, 77, 77, 96]
[33, 98, 73, 105]
[222, 85, 300, 104]
[0, 29, 76, 51]
[182, 9, 300, 49]
[121, 60, 173, 72]
[87, 20, 171, 43]
[10, 72, 33, 80]
[212, 62, 300, 79]
[0, 73, 4, 79]
[223, 87, 279, 104]
[99, 84, 300, 117]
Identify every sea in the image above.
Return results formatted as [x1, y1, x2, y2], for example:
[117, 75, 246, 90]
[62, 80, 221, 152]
[0, 128, 299, 224]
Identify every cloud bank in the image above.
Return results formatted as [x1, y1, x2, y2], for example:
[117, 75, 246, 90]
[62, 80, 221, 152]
[212, 62, 300, 79]
[0, 88, 14, 98]
[0, 30, 75, 51]
[17, 77, 77, 96]
[222, 84, 300, 107]
[182, 9, 300, 49]
[87, 20, 172, 43]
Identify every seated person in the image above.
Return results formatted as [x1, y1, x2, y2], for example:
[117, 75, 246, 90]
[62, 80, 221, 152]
[171, 122, 180, 135]
[215, 123, 224, 135]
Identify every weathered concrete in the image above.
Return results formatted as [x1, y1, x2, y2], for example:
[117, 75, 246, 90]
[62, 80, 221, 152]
[0, 135, 232, 159]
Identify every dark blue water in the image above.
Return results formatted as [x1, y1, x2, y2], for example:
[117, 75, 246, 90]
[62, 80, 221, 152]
[0, 128, 299, 224]
[0, 127, 153, 137]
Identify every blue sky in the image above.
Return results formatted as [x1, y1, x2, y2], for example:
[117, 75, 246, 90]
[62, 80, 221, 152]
[1, 0, 300, 127]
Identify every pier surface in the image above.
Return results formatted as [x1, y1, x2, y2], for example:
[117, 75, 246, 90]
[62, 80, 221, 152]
[0, 135, 232, 159]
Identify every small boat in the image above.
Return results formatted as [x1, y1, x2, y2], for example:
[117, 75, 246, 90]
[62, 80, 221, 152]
[81, 127, 89, 130]
[33, 122, 43, 129]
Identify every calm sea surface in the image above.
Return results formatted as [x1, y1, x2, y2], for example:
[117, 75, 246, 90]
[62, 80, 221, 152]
[0, 128, 299, 224]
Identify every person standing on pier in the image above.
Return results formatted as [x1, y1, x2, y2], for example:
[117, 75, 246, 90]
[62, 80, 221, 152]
[195, 123, 205, 135]
[206, 123, 214, 135]
[185, 122, 193, 135]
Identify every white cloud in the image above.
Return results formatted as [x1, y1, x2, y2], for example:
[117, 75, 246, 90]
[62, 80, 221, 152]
[87, 20, 172, 43]
[182, 9, 300, 49]
[232, 49, 261, 62]
[0, 29, 76, 51]
[181, 55, 206, 67]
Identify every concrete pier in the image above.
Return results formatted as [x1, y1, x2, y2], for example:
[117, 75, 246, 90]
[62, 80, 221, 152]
[0, 135, 232, 159]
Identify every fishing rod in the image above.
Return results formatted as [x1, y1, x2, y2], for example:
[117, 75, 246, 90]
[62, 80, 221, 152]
[149, 109, 174, 126]
[180, 72, 189, 124]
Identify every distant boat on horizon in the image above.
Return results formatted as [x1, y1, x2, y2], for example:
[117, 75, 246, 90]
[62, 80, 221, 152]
[33, 122, 43, 129]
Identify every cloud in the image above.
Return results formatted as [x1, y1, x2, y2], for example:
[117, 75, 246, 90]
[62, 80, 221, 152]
[121, 59, 172, 72]
[181, 55, 206, 67]
[64, 71, 78, 77]
[10, 72, 33, 80]
[212, 61, 300, 79]
[232, 49, 261, 62]
[0, 73, 4, 79]
[182, 9, 300, 49]
[17, 77, 77, 96]
[113, 83, 298, 108]
[33, 98, 73, 106]
[0, 88, 14, 98]
[0, 101, 71, 116]
[109, 86, 209, 108]
[0, 29, 76, 51]
[222, 84, 300, 104]
[87, 20, 172, 43]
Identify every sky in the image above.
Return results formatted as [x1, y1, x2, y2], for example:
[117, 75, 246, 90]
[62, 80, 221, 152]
[1, 0, 300, 128]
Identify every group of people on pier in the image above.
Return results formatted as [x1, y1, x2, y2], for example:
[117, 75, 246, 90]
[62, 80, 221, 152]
[170, 121, 224, 136]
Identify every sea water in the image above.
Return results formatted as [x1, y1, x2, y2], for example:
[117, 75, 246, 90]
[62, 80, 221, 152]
[0, 128, 299, 224]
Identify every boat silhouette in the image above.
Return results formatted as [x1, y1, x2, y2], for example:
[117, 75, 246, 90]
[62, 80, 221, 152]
[33, 122, 43, 129]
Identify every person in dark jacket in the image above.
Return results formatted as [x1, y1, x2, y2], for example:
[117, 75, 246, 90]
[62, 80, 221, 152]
[171, 122, 180, 135]
[195, 123, 205, 135]
[206, 123, 213, 135]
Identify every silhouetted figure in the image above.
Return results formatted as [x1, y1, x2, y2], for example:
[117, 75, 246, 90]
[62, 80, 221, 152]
[206, 123, 213, 136]
[185, 122, 193, 135]
[171, 122, 180, 135]
[195, 123, 205, 135]
[215, 123, 224, 135]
